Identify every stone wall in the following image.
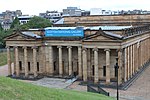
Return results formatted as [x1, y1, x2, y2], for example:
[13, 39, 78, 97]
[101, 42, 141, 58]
[62, 14, 150, 26]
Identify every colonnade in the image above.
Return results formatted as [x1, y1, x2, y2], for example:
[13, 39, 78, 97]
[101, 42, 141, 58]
[7, 46, 38, 77]
[7, 45, 120, 84]
[124, 38, 150, 82]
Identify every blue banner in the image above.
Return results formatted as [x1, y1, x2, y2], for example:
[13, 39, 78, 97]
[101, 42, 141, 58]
[45, 29, 84, 37]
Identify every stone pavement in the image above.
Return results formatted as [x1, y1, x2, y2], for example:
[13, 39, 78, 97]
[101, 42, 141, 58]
[31, 78, 72, 89]
[102, 65, 150, 100]
[0, 64, 8, 76]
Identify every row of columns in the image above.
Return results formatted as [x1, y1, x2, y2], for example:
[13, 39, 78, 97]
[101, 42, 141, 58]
[124, 38, 150, 82]
[56, 46, 82, 77]
[48, 46, 112, 84]
[7, 46, 38, 77]
[7, 45, 122, 84]
[82, 48, 112, 84]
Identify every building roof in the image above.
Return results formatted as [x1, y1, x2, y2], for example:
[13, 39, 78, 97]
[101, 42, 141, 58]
[45, 26, 132, 31]
[54, 18, 64, 24]
[22, 32, 41, 38]
[104, 31, 123, 39]
[84, 26, 132, 30]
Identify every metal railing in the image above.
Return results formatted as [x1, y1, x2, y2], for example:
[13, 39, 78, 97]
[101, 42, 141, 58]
[87, 84, 109, 96]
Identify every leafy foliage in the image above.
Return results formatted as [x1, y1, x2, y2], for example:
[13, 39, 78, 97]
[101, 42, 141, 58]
[10, 17, 20, 29]
[0, 23, 3, 31]
[20, 16, 52, 29]
[0, 16, 52, 48]
[0, 29, 13, 48]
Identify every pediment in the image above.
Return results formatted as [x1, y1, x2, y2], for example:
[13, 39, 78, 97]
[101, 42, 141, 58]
[83, 30, 123, 41]
[5, 32, 36, 41]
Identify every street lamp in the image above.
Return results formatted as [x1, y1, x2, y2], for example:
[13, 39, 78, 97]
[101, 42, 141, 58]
[114, 57, 119, 100]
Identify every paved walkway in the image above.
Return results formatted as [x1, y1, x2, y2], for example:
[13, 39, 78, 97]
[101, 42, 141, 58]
[0, 64, 8, 76]
[0, 64, 150, 100]
[103, 65, 150, 100]
[67, 65, 150, 100]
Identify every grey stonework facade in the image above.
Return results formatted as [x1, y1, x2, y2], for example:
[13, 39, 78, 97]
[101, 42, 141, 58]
[5, 25, 150, 85]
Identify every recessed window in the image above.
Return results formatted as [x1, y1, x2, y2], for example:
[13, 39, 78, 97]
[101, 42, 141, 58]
[92, 65, 94, 76]
[103, 66, 106, 76]
[115, 66, 117, 77]
[19, 61, 22, 71]
[37, 62, 39, 71]
[54, 61, 56, 71]
[28, 62, 31, 71]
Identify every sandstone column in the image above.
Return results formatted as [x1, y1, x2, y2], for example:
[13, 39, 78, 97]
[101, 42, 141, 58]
[78, 46, 82, 78]
[127, 46, 130, 79]
[68, 46, 72, 75]
[130, 45, 133, 77]
[49, 46, 54, 75]
[124, 47, 127, 82]
[15, 46, 19, 77]
[7, 46, 12, 76]
[93, 48, 99, 83]
[23, 46, 28, 77]
[87, 48, 91, 79]
[58, 46, 63, 76]
[105, 49, 110, 84]
[82, 48, 87, 81]
[118, 49, 122, 84]
[13, 48, 16, 74]
[33, 46, 37, 77]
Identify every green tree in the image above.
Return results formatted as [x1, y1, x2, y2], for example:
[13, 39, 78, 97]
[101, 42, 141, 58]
[0, 29, 13, 48]
[20, 16, 52, 29]
[0, 23, 3, 31]
[10, 17, 20, 29]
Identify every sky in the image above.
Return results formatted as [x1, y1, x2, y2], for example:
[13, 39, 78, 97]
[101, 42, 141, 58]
[0, 0, 150, 15]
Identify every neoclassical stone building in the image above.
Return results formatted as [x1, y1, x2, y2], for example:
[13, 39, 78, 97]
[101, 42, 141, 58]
[5, 25, 150, 85]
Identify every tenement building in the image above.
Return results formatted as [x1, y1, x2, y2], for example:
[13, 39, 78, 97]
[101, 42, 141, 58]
[5, 25, 150, 85]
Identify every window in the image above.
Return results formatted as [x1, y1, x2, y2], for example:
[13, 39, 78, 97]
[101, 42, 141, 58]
[28, 62, 30, 71]
[103, 66, 106, 76]
[37, 62, 39, 71]
[115, 66, 117, 77]
[54, 61, 56, 71]
[92, 65, 94, 76]
[19, 61, 22, 71]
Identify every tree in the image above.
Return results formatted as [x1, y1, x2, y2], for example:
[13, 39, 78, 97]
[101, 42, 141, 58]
[10, 17, 20, 29]
[0, 23, 3, 31]
[0, 29, 13, 48]
[20, 16, 52, 29]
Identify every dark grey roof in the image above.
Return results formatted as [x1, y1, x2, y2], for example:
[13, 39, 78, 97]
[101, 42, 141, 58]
[22, 32, 41, 38]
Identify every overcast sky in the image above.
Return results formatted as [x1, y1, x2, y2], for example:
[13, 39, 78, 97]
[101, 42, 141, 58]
[0, 0, 149, 15]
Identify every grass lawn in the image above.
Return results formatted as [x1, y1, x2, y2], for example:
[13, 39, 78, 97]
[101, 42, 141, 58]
[0, 51, 13, 66]
[0, 52, 7, 66]
[0, 77, 115, 100]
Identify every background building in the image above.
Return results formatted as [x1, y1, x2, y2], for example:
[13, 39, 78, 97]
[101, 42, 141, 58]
[39, 11, 62, 23]
[18, 15, 33, 25]
[0, 10, 22, 30]
[62, 7, 90, 16]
